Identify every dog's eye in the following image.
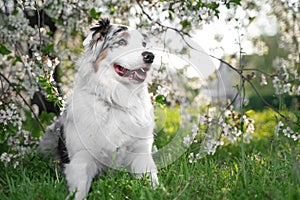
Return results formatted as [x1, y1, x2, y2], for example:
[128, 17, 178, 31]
[142, 41, 147, 47]
[117, 39, 127, 46]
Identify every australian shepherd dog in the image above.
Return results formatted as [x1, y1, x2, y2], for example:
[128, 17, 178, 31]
[39, 18, 159, 200]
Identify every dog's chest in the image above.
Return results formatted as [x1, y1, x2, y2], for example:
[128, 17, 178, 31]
[95, 97, 154, 139]
[67, 91, 154, 153]
[65, 94, 154, 170]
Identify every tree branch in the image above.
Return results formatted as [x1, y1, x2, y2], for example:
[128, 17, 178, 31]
[241, 68, 273, 77]
[135, 0, 191, 37]
[210, 55, 299, 126]
[0, 72, 45, 132]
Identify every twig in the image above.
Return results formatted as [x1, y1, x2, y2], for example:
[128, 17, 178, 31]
[223, 83, 243, 111]
[241, 68, 272, 76]
[136, 0, 191, 38]
[35, 2, 42, 53]
[236, 28, 247, 187]
[0, 72, 45, 132]
[173, 176, 194, 200]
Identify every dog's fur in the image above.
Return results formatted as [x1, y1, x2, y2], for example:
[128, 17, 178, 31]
[39, 18, 158, 200]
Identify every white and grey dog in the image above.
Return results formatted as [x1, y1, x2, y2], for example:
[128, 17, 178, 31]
[39, 18, 158, 200]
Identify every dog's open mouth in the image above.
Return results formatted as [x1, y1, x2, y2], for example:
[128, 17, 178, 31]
[114, 64, 149, 82]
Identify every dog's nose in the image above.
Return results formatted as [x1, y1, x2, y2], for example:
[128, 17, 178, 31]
[142, 51, 154, 64]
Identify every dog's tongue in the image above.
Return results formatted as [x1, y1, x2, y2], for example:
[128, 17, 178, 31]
[114, 64, 147, 82]
[128, 69, 147, 82]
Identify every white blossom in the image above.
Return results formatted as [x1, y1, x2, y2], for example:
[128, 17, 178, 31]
[191, 124, 198, 138]
[227, 134, 237, 143]
[203, 138, 218, 155]
[232, 127, 242, 137]
[188, 152, 194, 163]
[183, 135, 192, 147]
[275, 121, 284, 135]
[244, 133, 253, 144]
[246, 123, 255, 134]
[260, 74, 268, 86]
[291, 133, 300, 141]
[13, 161, 20, 168]
[0, 152, 12, 164]
[156, 85, 169, 97]
[282, 127, 294, 138]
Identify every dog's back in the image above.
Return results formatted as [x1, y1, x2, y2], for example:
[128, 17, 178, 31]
[38, 113, 69, 164]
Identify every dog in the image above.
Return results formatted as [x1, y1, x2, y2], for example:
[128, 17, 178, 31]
[39, 18, 159, 200]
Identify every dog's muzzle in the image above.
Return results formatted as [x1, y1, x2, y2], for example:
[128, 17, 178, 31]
[114, 51, 155, 83]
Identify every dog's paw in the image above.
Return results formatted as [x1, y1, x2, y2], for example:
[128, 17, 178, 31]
[151, 172, 159, 189]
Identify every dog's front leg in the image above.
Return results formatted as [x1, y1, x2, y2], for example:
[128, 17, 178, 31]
[65, 150, 98, 200]
[130, 153, 159, 188]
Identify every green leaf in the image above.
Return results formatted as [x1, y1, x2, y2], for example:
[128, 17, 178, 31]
[230, 0, 241, 5]
[168, 11, 173, 21]
[12, 56, 22, 65]
[155, 95, 166, 106]
[39, 111, 56, 124]
[46, 87, 52, 95]
[0, 44, 11, 55]
[38, 76, 47, 86]
[7, 55, 14, 60]
[206, 2, 219, 10]
[181, 19, 191, 30]
[89, 8, 101, 19]
[41, 43, 54, 55]
[226, 0, 241, 8]
[248, 16, 256, 24]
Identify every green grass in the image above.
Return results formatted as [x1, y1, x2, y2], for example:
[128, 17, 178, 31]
[0, 111, 299, 200]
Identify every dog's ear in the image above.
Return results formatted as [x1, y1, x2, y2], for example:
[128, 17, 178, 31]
[83, 18, 111, 48]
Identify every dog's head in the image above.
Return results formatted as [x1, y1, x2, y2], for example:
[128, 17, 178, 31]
[83, 18, 154, 84]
